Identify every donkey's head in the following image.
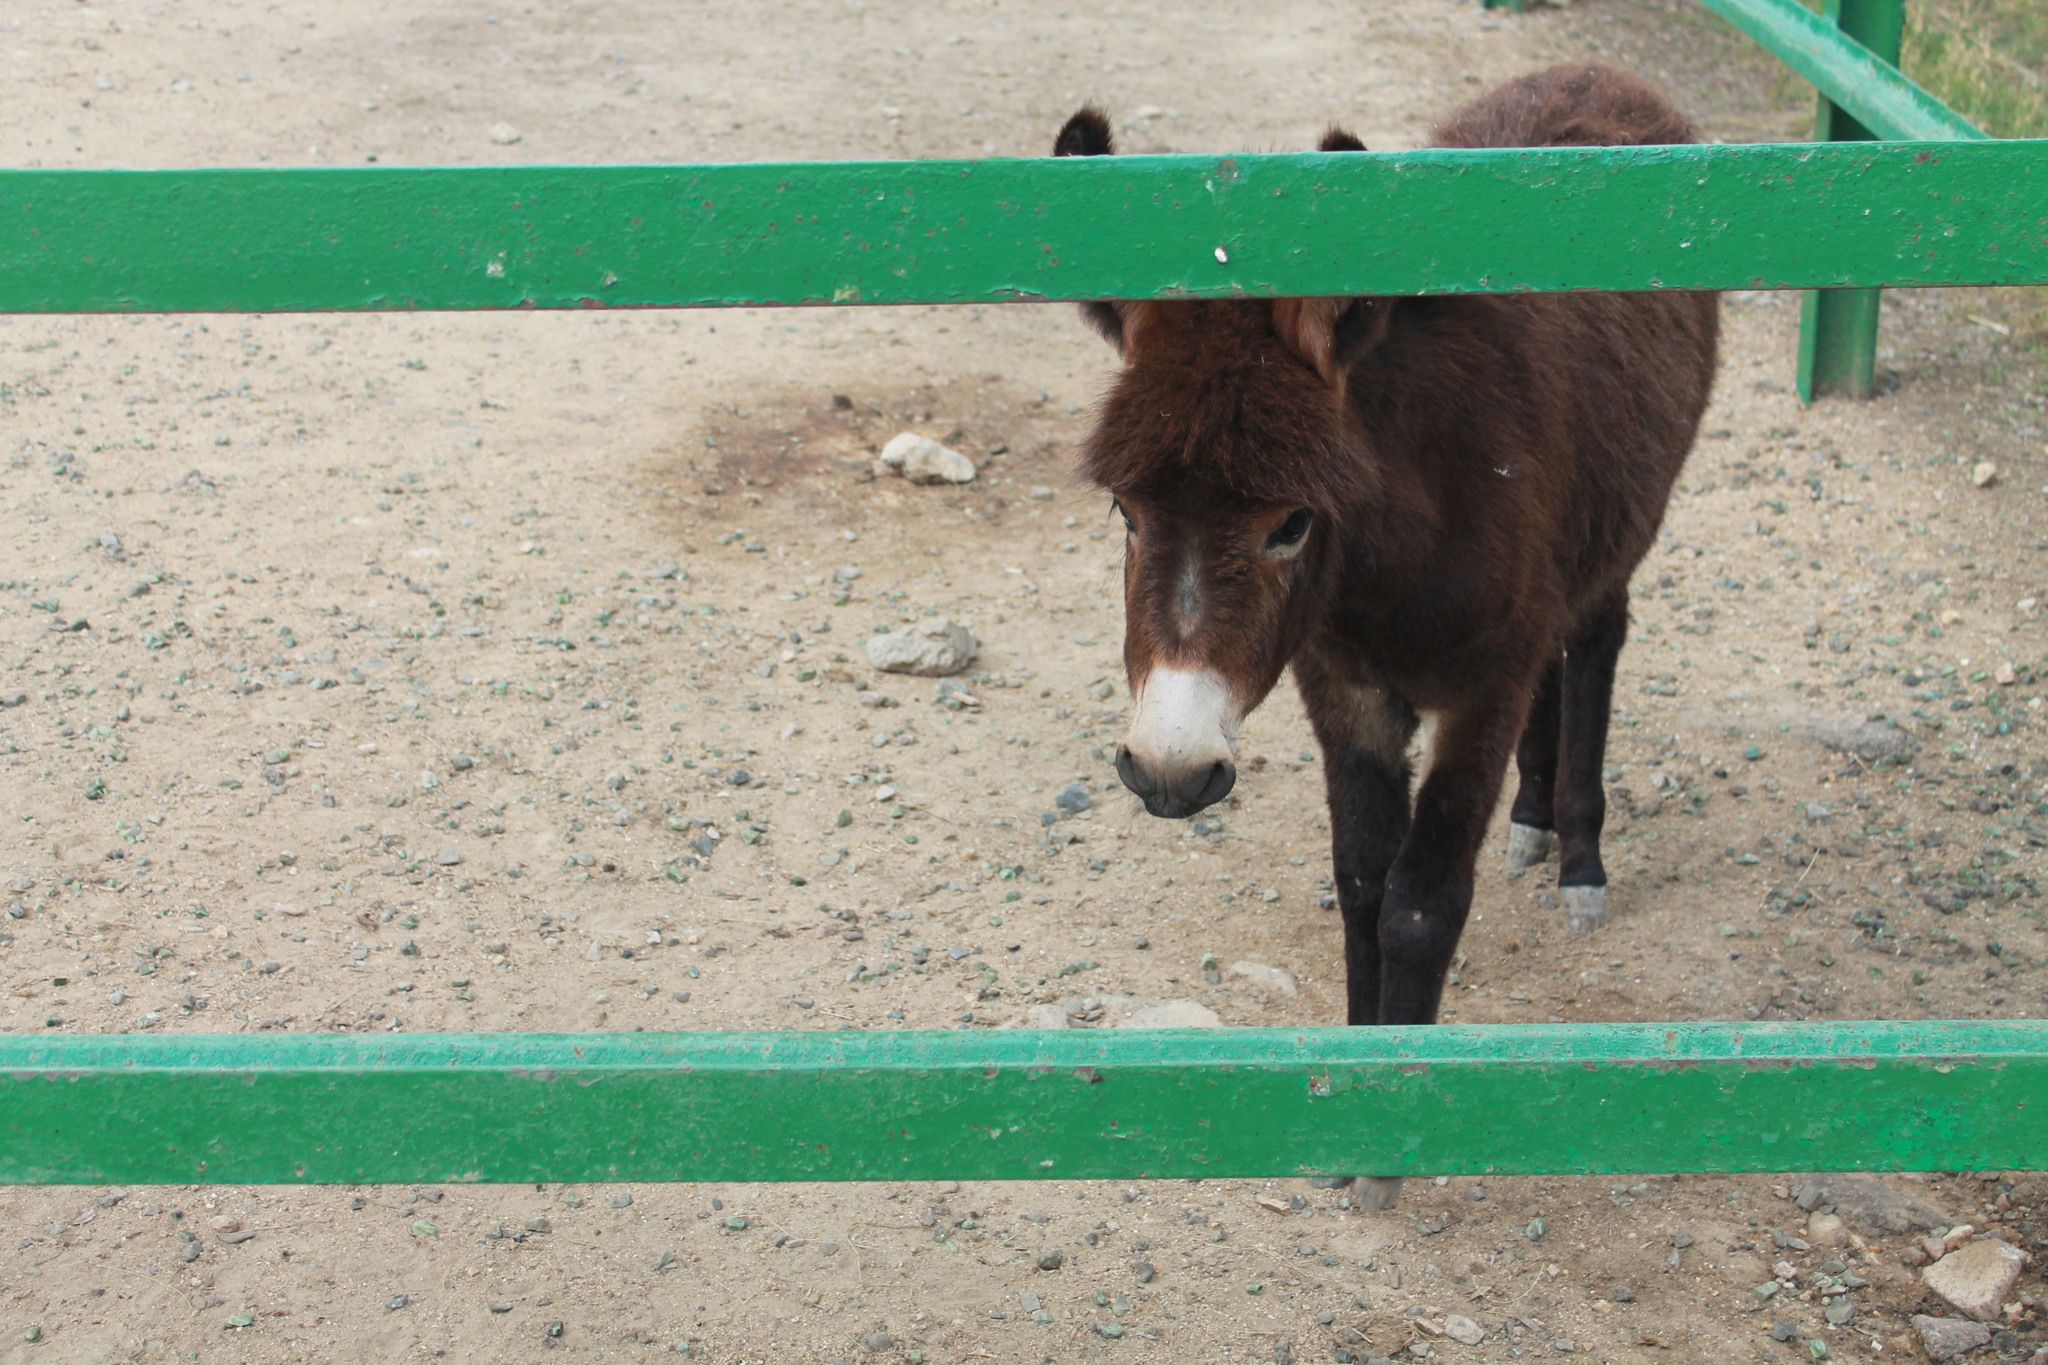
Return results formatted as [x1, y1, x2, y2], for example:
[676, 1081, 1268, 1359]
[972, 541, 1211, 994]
[1056, 110, 1389, 818]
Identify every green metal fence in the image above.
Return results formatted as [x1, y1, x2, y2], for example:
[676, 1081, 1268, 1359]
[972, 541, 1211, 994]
[3, 0, 2046, 1185]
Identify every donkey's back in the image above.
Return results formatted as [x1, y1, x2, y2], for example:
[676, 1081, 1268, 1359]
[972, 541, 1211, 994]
[1432, 61, 1697, 150]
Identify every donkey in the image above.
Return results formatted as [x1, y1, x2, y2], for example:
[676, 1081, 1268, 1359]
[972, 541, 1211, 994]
[1057, 65, 1718, 1201]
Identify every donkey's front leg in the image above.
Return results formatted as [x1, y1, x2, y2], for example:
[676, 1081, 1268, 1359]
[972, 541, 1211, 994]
[1378, 696, 1532, 1027]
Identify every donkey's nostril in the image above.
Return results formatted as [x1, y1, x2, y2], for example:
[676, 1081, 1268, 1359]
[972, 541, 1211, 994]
[1114, 746, 1157, 799]
[1190, 760, 1236, 812]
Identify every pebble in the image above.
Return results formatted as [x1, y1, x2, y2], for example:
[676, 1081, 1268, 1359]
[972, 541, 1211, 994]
[878, 432, 976, 485]
[1229, 961, 1300, 996]
[866, 620, 978, 676]
[1037, 1250, 1063, 1270]
[1914, 1315, 1994, 1361]
[525, 1217, 552, 1233]
[487, 122, 521, 144]
[1131, 1260, 1156, 1283]
[1805, 1211, 1847, 1247]
[386, 1295, 408, 1310]
[1443, 1315, 1483, 1346]
[1116, 999, 1223, 1028]
[435, 849, 461, 866]
[860, 1331, 893, 1353]
[1054, 781, 1092, 814]
[612, 1193, 633, 1209]
[1972, 460, 1999, 488]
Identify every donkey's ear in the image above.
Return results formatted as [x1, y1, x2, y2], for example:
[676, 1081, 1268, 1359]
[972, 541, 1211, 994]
[1272, 298, 1349, 384]
[1080, 299, 1156, 357]
[1055, 108, 1122, 347]
[1319, 127, 1368, 153]
[1054, 107, 1115, 158]
[1272, 297, 1392, 385]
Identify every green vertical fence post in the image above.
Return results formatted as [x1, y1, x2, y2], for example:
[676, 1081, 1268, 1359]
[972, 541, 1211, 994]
[1798, 0, 1908, 402]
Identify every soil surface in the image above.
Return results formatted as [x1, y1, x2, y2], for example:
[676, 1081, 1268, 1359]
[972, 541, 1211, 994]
[5, 2, 2048, 1363]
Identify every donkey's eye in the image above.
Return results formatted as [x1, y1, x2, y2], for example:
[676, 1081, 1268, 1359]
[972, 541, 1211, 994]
[1265, 508, 1313, 552]
[1114, 499, 1135, 534]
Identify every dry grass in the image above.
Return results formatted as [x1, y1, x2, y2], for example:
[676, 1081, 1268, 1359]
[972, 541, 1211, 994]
[1899, 0, 2048, 356]
[1901, 0, 2048, 138]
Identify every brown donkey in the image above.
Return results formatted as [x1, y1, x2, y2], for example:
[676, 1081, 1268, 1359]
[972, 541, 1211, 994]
[1058, 65, 1718, 1200]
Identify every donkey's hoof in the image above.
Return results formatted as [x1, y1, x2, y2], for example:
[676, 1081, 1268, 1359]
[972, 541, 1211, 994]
[1307, 1176, 1354, 1190]
[1562, 884, 1607, 933]
[1355, 1177, 1406, 1211]
[1504, 822, 1556, 871]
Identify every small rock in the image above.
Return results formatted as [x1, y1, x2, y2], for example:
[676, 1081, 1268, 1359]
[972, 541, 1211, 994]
[1806, 1211, 1847, 1247]
[1443, 1315, 1483, 1346]
[487, 122, 521, 145]
[1230, 961, 1300, 997]
[612, 1193, 633, 1209]
[1054, 781, 1092, 815]
[386, 1295, 409, 1311]
[1131, 1260, 1156, 1283]
[524, 1217, 552, 1234]
[1972, 460, 1998, 488]
[1770, 1320, 1798, 1343]
[860, 1331, 893, 1353]
[1824, 1298, 1855, 1325]
[1923, 1237, 2027, 1321]
[1789, 1174, 1952, 1234]
[1021, 1004, 1069, 1029]
[435, 849, 461, 866]
[1037, 1250, 1064, 1271]
[878, 432, 976, 485]
[1807, 718, 1917, 764]
[1118, 999, 1223, 1029]
[1914, 1315, 1994, 1361]
[866, 620, 978, 676]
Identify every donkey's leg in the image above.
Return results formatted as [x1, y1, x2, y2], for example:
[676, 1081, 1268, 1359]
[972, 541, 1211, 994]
[1505, 657, 1562, 871]
[1554, 589, 1629, 932]
[1378, 691, 1532, 1028]
[1352, 685, 1531, 1210]
[1296, 666, 1416, 1197]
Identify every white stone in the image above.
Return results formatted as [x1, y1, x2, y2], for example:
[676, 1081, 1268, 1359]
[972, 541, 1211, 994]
[1972, 460, 1999, 488]
[487, 122, 522, 145]
[1118, 999, 1223, 1029]
[878, 432, 977, 485]
[1922, 1237, 2027, 1322]
[1805, 1211, 1848, 1248]
[1229, 961, 1300, 997]
[865, 620, 978, 677]
[1443, 1315, 1484, 1347]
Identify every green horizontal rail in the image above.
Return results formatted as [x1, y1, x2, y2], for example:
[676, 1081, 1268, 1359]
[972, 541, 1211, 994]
[2, 1021, 2041, 1185]
[1695, 0, 1984, 142]
[3, 140, 2045, 315]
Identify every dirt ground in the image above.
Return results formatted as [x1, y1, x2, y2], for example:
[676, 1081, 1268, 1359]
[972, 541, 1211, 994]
[5, 1, 2048, 1363]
